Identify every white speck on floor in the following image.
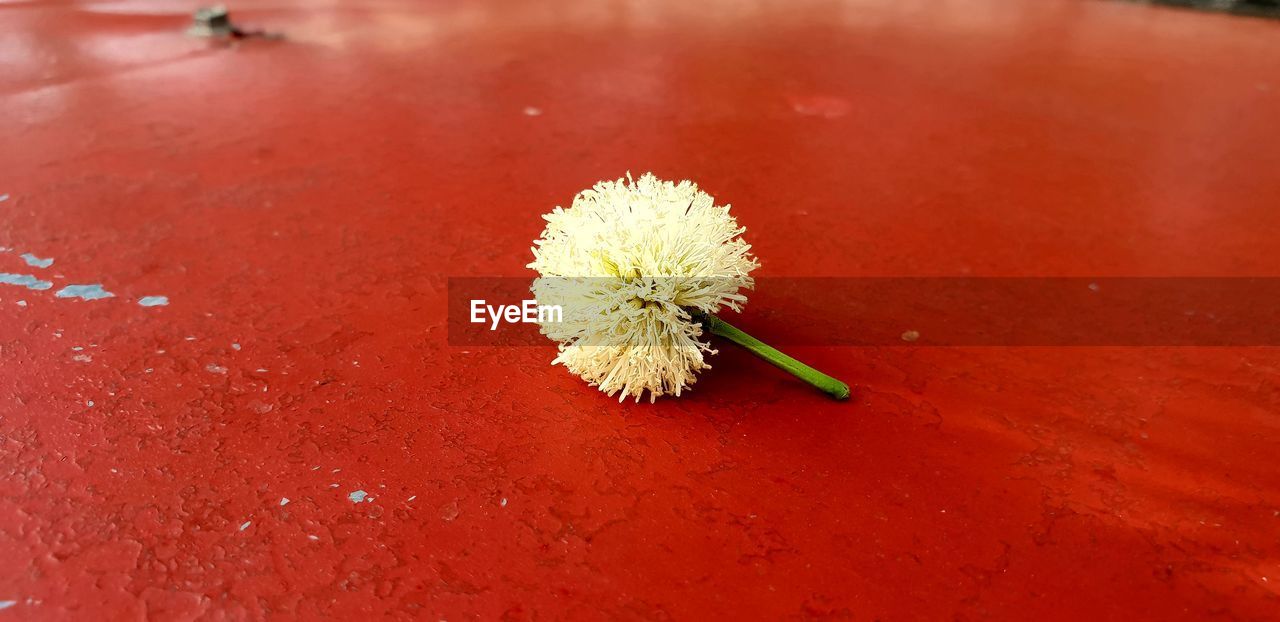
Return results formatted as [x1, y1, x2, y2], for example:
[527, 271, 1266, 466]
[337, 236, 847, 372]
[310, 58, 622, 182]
[239, 521, 251, 531]
[280, 497, 290, 506]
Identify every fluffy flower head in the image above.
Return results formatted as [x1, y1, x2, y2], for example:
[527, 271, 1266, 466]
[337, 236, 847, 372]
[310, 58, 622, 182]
[528, 173, 759, 402]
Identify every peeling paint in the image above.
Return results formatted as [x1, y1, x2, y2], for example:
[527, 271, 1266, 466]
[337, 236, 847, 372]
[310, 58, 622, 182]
[138, 295, 169, 307]
[56, 284, 114, 300]
[20, 253, 53, 268]
[0, 273, 53, 291]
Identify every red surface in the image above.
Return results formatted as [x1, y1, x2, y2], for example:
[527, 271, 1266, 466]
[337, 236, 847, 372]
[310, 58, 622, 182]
[2, 0, 1279, 619]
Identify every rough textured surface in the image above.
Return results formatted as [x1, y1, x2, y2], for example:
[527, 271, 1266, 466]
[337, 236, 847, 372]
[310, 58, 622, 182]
[1, 0, 1278, 619]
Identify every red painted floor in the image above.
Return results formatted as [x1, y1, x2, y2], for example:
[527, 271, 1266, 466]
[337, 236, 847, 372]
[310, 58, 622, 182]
[1, 0, 1278, 619]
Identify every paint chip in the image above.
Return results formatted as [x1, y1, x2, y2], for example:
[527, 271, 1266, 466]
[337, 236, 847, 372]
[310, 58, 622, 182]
[205, 363, 228, 374]
[56, 284, 114, 301]
[0, 194, 9, 202]
[307, 535, 319, 541]
[73, 354, 93, 363]
[0, 600, 15, 610]
[15, 300, 26, 307]
[20, 253, 53, 268]
[231, 342, 241, 350]
[138, 296, 169, 307]
[440, 501, 460, 521]
[788, 94, 852, 119]
[280, 497, 290, 506]
[0, 273, 53, 291]
[501, 497, 508, 507]
[348, 490, 369, 503]
[239, 521, 251, 531]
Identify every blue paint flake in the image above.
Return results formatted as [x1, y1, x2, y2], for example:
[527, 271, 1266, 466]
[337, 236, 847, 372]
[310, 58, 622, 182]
[0, 273, 53, 291]
[20, 253, 53, 268]
[348, 490, 368, 503]
[56, 284, 114, 301]
[138, 295, 169, 307]
[0, 600, 15, 610]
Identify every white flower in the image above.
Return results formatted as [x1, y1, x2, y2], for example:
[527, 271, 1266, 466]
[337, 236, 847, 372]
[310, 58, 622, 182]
[529, 173, 759, 402]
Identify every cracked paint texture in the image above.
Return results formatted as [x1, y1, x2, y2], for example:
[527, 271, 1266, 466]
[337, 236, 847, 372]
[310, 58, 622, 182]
[1, 0, 1279, 620]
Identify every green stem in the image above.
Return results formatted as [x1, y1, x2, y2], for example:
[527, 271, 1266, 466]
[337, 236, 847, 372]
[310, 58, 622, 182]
[700, 313, 850, 401]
